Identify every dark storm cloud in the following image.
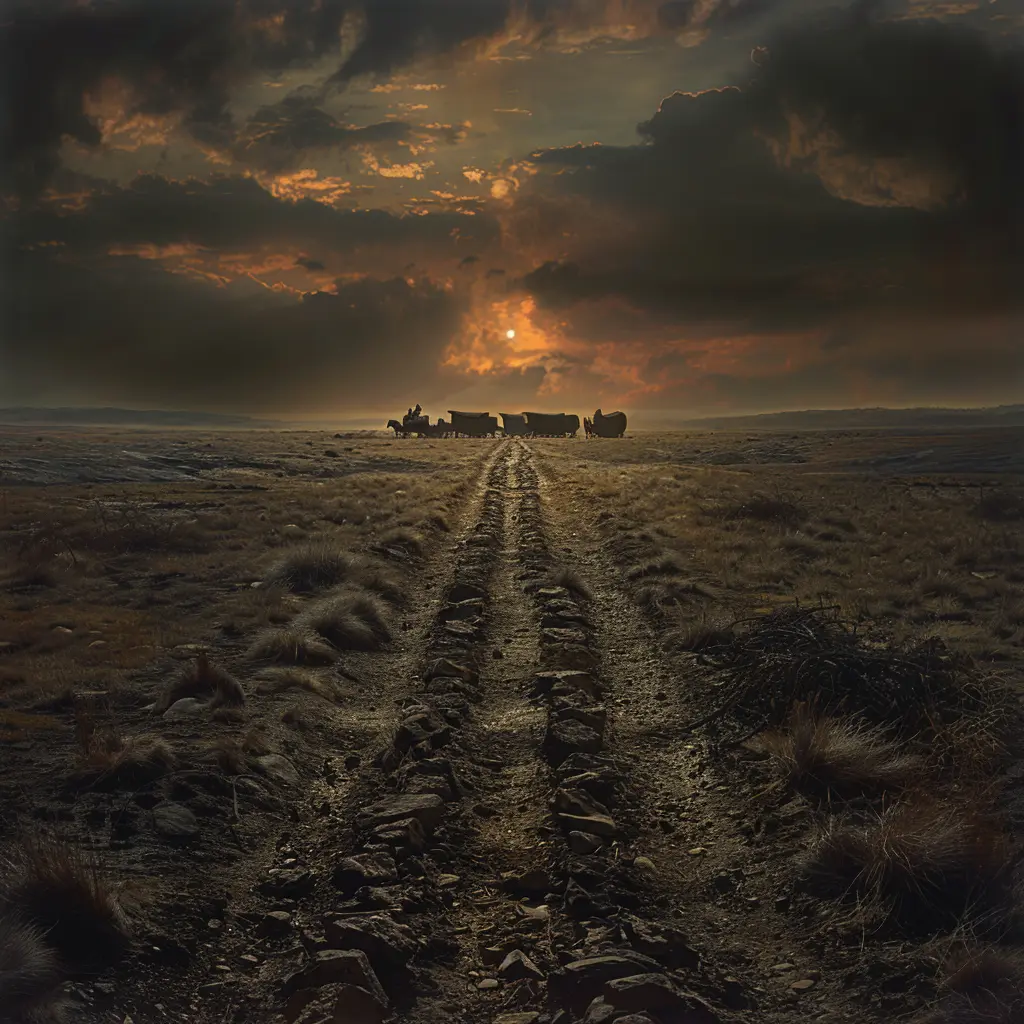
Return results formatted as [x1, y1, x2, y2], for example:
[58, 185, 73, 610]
[516, 6, 1024, 325]
[3, 245, 464, 412]
[237, 92, 411, 172]
[0, 0, 817, 196]
[11, 173, 500, 266]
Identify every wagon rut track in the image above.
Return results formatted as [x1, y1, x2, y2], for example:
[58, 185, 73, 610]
[78, 440, 892, 1024]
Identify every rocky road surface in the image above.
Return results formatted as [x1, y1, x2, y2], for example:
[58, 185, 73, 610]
[71, 440, 923, 1024]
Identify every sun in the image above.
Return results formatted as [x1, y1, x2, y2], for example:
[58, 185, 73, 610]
[506, 329, 516, 340]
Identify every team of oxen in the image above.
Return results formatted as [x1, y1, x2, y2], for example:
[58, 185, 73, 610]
[387, 409, 627, 438]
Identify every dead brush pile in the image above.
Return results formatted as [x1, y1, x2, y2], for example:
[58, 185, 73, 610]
[687, 606, 1017, 748]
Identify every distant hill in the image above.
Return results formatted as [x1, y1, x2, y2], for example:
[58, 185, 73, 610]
[677, 405, 1024, 431]
[0, 407, 279, 428]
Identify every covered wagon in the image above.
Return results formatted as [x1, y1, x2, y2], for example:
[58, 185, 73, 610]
[448, 411, 498, 437]
[500, 413, 530, 436]
[523, 412, 580, 437]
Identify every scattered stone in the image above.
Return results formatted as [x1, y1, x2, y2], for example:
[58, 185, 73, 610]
[423, 676, 481, 702]
[558, 813, 617, 838]
[545, 643, 598, 672]
[256, 911, 293, 938]
[162, 698, 206, 719]
[557, 753, 614, 777]
[499, 951, 545, 982]
[582, 997, 618, 1023]
[532, 671, 600, 700]
[478, 978, 500, 991]
[568, 831, 603, 855]
[332, 852, 398, 895]
[371, 817, 426, 853]
[360, 794, 445, 834]
[287, 950, 387, 1004]
[771, 964, 796, 974]
[450, 579, 488, 602]
[259, 868, 316, 899]
[545, 720, 603, 763]
[442, 599, 485, 621]
[393, 712, 451, 754]
[687, 848, 707, 857]
[152, 802, 199, 839]
[425, 658, 477, 684]
[621, 919, 699, 970]
[633, 857, 656, 878]
[554, 705, 607, 733]
[554, 788, 611, 818]
[288, 981, 389, 1024]
[550, 955, 663, 1013]
[603, 974, 718, 1019]
[790, 979, 816, 992]
[324, 915, 416, 969]
[518, 904, 550, 923]
[256, 754, 300, 786]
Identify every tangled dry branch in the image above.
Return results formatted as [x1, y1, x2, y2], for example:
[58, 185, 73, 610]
[686, 606, 1016, 747]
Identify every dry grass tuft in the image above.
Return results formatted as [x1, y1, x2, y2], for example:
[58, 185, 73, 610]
[265, 544, 408, 606]
[374, 527, 426, 561]
[70, 733, 177, 791]
[725, 493, 806, 527]
[916, 948, 1024, 1022]
[295, 590, 391, 651]
[550, 567, 593, 603]
[247, 626, 339, 666]
[253, 667, 343, 702]
[154, 654, 244, 712]
[667, 618, 735, 653]
[635, 577, 715, 614]
[975, 490, 1024, 524]
[202, 733, 269, 774]
[627, 555, 687, 581]
[0, 838, 130, 971]
[264, 543, 356, 593]
[0, 914, 64, 1021]
[803, 801, 1015, 934]
[759, 707, 921, 801]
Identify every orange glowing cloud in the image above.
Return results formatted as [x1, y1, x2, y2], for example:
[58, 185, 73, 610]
[362, 153, 434, 179]
[446, 297, 558, 375]
[83, 77, 182, 151]
[262, 168, 358, 206]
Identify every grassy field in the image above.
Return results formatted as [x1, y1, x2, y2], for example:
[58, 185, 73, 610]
[1, 425, 1022, 1024]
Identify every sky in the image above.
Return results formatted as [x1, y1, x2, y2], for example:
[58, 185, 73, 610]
[1, 0, 1022, 421]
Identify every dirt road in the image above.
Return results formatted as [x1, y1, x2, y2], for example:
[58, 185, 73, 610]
[48, 438, 962, 1023]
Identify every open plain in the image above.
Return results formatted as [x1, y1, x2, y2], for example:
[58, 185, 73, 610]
[2, 425, 1024, 1024]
